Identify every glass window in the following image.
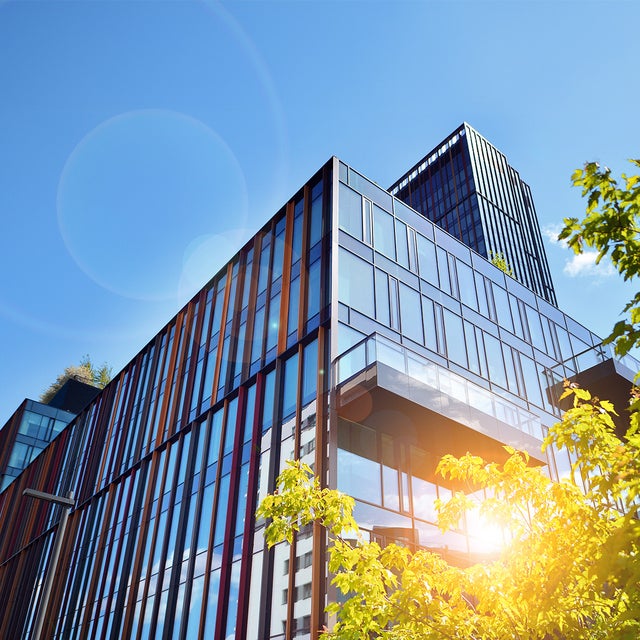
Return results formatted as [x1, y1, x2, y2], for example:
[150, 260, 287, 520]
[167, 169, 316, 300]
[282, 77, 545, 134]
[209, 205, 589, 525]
[412, 476, 438, 523]
[338, 248, 375, 318]
[395, 219, 409, 268]
[492, 284, 513, 332]
[389, 277, 400, 331]
[306, 259, 321, 322]
[417, 235, 437, 284]
[257, 241, 270, 295]
[337, 322, 366, 358]
[213, 474, 231, 547]
[302, 341, 318, 406]
[374, 269, 390, 326]
[288, 275, 300, 337]
[373, 205, 395, 259]
[525, 304, 546, 351]
[509, 295, 525, 340]
[207, 410, 224, 467]
[251, 306, 265, 364]
[223, 398, 238, 456]
[281, 353, 299, 421]
[436, 247, 451, 296]
[422, 297, 437, 352]
[261, 369, 276, 433]
[464, 321, 481, 375]
[502, 344, 519, 394]
[337, 448, 381, 505]
[443, 309, 466, 367]
[339, 183, 363, 240]
[266, 293, 280, 353]
[399, 284, 423, 344]
[483, 332, 507, 388]
[309, 183, 323, 247]
[272, 225, 285, 282]
[243, 385, 257, 443]
[363, 198, 373, 245]
[475, 273, 490, 318]
[556, 324, 573, 362]
[520, 354, 543, 408]
[291, 205, 304, 263]
[456, 260, 478, 310]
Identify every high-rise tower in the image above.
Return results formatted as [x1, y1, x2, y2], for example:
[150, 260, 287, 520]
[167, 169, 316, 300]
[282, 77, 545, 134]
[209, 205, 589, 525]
[390, 123, 556, 304]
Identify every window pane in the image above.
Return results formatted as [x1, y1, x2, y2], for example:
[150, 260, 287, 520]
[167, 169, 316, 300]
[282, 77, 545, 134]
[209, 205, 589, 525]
[302, 340, 318, 406]
[422, 297, 437, 352]
[339, 183, 363, 240]
[337, 448, 381, 505]
[288, 275, 300, 337]
[282, 353, 299, 421]
[306, 259, 321, 322]
[443, 309, 466, 367]
[436, 248, 451, 295]
[373, 205, 395, 259]
[309, 185, 323, 247]
[399, 284, 423, 344]
[338, 248, 375, 318]
[374, 269, 390, 326]
[492, 284, 513, 332]
[395, 219, 409, 268]
[456, 260, 478, 310]
[417, 235, 437, 283]
[483, 332, 507, 388]
[266, 293, 280, 352]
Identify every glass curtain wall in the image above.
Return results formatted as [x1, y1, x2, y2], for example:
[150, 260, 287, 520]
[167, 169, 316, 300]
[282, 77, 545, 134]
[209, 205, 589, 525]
[0, 162, 332, 640]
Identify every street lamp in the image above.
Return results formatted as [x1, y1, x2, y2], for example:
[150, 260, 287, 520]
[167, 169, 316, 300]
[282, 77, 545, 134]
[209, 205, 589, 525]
[22, 488, 75, 640]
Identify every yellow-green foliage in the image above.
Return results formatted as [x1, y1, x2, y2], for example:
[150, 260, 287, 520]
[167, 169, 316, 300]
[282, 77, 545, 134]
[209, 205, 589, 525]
[489, 251, 514, 277]
[560, 160, 640, 357]
[259, 390, 640, 638]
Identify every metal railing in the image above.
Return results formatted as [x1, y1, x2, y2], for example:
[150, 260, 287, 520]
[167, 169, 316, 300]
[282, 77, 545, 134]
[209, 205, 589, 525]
[334, 333, 541, 438]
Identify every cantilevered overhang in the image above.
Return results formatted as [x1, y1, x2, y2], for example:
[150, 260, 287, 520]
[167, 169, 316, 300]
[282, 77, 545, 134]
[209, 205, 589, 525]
[334, 335, 545, 470]
[547, 345, 639, 438]
[554, 358, 636, 438]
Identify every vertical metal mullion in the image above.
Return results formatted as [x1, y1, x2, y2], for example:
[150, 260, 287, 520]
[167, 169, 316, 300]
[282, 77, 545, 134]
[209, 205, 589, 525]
[213, 388, 246, 640]
[231, 375, 265, 640]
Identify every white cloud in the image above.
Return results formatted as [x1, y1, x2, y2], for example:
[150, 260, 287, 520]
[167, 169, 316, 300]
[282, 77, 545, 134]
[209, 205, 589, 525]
[563, 251, 616, 279]
[542, 224, 566, 246]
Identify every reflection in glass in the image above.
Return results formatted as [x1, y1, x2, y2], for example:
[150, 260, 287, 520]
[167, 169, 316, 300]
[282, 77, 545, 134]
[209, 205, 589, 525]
[338, 248, 375, 318]
[373, 205, 395, 259]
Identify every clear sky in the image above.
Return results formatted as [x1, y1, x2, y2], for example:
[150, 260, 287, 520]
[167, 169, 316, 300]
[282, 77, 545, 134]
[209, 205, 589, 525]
[1, 0, 638, 423]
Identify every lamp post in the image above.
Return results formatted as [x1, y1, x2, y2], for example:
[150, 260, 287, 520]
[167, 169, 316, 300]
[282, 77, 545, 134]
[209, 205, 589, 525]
[23, 488, 75, 640]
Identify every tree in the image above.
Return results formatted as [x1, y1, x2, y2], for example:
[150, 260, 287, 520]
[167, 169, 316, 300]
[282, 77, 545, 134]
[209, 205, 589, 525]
[259, 392, 640, 639]
[560, 160, 640, 357]
[489, 251, 514, 277]
[258, 161, 640, 638]
[40, 354, 112, 403]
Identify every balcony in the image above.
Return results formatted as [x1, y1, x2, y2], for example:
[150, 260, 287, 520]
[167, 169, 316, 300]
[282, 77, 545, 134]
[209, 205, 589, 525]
[546, 343, 639, 437]
[334, 334, 544, 467]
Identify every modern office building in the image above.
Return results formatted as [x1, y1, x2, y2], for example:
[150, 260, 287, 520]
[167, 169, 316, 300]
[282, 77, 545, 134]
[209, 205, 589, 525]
[0, 379, 99, 491]
[0, 127, 635, 640]
[389, 123, 557, 305]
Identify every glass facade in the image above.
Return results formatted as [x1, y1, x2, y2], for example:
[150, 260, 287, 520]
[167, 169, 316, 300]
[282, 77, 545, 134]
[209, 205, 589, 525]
[0, 400, 75, 492]
[389, 123, 557, 305]
[0, 144, 635, 640]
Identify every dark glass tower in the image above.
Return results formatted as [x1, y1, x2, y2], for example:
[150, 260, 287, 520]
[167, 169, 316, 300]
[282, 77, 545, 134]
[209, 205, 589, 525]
[389, 123, 557, 305]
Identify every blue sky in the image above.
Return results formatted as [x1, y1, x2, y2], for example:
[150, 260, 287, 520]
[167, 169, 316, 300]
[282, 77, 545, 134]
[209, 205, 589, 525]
[1, 0, 638, 422]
